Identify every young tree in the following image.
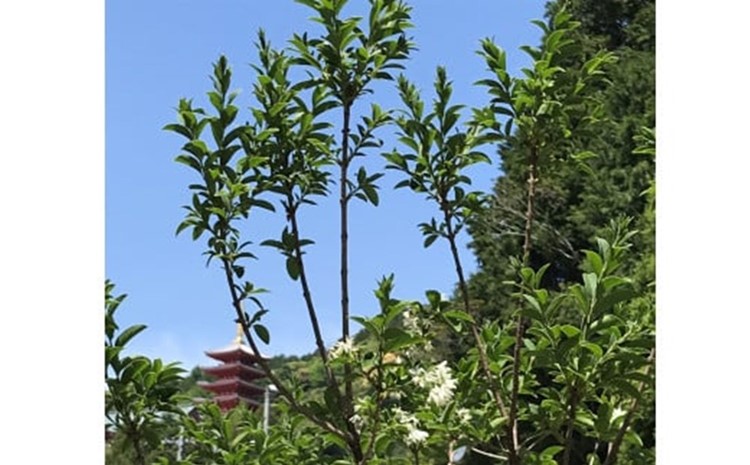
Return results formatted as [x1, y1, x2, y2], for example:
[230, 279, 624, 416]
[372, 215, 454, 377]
[166, 1, 655, 464]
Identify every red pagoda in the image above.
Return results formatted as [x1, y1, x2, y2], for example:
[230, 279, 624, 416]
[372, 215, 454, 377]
[198, 324, 268, 411]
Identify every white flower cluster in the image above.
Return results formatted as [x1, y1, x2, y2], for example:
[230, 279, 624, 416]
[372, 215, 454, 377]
[349, 398, 368, 432]
[329, 337, 356, 360]
[393, 407, 429, 447]
[406, 428, 429, 447]
[402, 308, 421, 334]
[456, 407, 472, 425]
[349, 413, 365, 432]
[410, 361, 458, 407]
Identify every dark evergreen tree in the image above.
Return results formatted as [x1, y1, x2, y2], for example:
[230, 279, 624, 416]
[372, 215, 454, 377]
[467, 0, 655, 321]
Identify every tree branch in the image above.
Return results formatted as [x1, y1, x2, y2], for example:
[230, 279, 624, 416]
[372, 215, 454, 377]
[508, 143, 540, 465]
[443, 208, 509, 422]
[602, 348, 655, 465]
[337, 102, 365, 463]
[562, 384, 580, 465]
[286, 199, 344, 401]
[219, 257, 349, 440]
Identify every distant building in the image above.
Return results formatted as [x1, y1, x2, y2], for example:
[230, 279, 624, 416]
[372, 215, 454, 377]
[197, 324, 268, 411]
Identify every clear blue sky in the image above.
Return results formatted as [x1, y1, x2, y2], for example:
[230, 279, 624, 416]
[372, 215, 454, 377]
[106, 0, 547, 368]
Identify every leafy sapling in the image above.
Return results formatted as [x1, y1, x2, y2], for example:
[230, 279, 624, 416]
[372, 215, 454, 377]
[385, 65, 512, 450]
[476, 10, 618, 463]
[289, 1, 416, 459]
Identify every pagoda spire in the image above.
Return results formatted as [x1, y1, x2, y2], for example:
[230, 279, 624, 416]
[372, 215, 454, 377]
[233, 322, 244, 345]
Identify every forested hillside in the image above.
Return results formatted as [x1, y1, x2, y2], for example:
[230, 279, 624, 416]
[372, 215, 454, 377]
[467, 0, 655, 322]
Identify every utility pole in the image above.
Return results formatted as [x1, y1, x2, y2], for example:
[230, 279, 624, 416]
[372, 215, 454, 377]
[263, 384, 278, 433]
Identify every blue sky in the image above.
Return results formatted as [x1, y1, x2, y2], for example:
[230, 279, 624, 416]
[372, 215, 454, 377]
[106, 0, 547, 368]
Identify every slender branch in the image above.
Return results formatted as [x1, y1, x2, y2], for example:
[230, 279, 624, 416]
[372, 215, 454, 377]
[562, 384, 580, 465]
[287, 201, 365, 453]
[340, 102, 354, 417]
[337, 102, 365, 464]
[471, 447, 508, 461]
[521, 146, 539, 265]
[362, 351, 386, 462]
[602, 349, 655, 465]
[286, 199, 343, 397]
[219, 257, 348, 440]
[443, 207, 509, 422]
[447, 439, 457, 465]
[130, 432, 147, 465]
[508, 143, 540, 465]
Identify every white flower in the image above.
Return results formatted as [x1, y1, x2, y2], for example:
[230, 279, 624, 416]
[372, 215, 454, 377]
[456, 408, 472, 424]
[405, 428, 429, 446]
[411, 361, 457, 406]
[350, 414, 365, 432]
[428, 382, 455, 407]
[393, 407, 419, 428]
[388, 390, 403, 400]
[431, 361, 454, 386]
[403, 309, 421, 334]
[410, 367, 430, 388]
[393, 407, 429, 447]
[329, 337, 356, 360]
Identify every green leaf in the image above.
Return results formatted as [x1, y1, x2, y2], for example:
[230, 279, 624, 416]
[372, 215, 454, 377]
[114, 324, 147, 348]
[581, 341, 603, 358]
[594, 286, 635, 316]
[363, 184, 379, 206]
[558, 324, 581, 338]
[583, 250, 604, 276]
[253, 324, 270, 344]
[383, 327, 420, 352]
[624, 430, 644, 447]
[610, 378, 642, 401]
[423, 234, 439, 248]
[425, 289, 442, 308]
[352, 316, 382, 337]
[443, 310, 475, 324]
[163, 123, 192, 139]
[595, 402, 613, 436]
[260, 239, 285, 250]
[583, 272, 598, 301]
[522, 294, 544, 320]
[541, 445, 563, 458]
[286, 257, 300, 281]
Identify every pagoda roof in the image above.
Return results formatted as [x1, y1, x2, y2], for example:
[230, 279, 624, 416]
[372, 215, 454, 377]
[204, 341, 269, 362]
[205, 324, 270, 362]
[200, 361, 265, 378]
[197, 378, 265, 394]
[214, 393, 262, 409]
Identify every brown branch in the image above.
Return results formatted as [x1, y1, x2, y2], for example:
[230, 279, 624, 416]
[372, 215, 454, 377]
[508, 143, 540, 465]
[340, 103, 353, 416]
[286, 199, 343, 398]
[220, 257, 348, 440]
[131, 433, 147, 465]
[443, 208, 509, 423]
[362, 353, 386, 462]
[602, 349, 655, 465]
[562, 384, 580, 465]
[337, 102, 365, 464]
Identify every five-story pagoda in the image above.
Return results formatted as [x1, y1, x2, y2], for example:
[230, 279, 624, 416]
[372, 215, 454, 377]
[198, 324, 267, 411]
